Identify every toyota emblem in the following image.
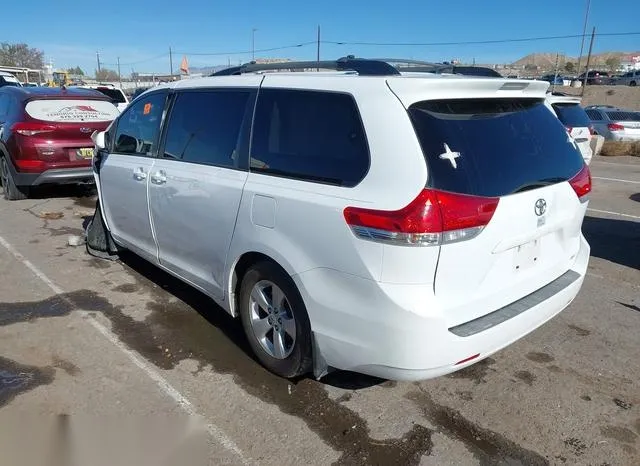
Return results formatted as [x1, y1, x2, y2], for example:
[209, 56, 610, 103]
[534, 199, 547, 216]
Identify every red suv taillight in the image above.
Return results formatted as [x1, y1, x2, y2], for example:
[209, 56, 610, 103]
[607, 123, 624, 132]
[343, 189, 499, 246]
[12, 122, 56, 136]
[569, 164, 591, 199]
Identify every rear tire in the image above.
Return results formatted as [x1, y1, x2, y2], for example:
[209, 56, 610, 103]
[238, 261, 312, 378]
[0, 156, 29, 201]
[630, 81, 637, 87]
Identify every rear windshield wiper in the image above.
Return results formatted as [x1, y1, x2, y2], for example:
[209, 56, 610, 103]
[512, 177, 567, 194]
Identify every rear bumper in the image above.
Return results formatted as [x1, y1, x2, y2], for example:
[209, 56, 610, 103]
[12, 166, 94, 187]
[297, 235, 590, 381]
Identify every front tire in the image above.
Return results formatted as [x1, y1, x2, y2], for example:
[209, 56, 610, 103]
[239, 261, 312, 378]
[630, 81, 637, 87]
[1, 156, 29, 201]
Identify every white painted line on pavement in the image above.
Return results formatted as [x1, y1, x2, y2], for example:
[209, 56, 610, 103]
[591, 160, 640, 169]
[0, 233, 252, 465]
[587, 208, 640, 220]
[593, 176, 640, 185]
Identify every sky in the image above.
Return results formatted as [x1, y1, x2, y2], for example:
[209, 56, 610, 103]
[4, 0, 640, 75]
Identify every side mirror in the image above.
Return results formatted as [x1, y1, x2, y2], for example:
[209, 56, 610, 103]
[92, 130, 106, 150]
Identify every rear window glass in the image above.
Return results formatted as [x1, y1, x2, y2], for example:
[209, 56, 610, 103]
[552, 103, 591, 127]
[604, 111, 640, 122]
[95, 88, 127, 103]
[25, 99, 119, 122]
[409, 99, 585, 198]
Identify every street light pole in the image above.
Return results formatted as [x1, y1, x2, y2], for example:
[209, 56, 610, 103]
[252, 28, 258, 61]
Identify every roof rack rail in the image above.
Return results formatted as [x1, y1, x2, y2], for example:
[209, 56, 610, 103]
[210, 56, 400, 76]
[371, 58, 448, 69]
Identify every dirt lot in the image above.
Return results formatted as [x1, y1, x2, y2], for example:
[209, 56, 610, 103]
[0, 156, 639, 465]
[555, 85, 640, 110]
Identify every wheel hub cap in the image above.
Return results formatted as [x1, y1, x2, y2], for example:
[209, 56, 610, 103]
[249, 280, 296, 359]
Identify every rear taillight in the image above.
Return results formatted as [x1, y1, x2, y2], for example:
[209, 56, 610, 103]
[343, 189, 499, 246]
[607, 123, 624, 132]
[565, 126, 573, 134]
[12, 122, 56, 136]
[569, 164, 591, 200]
[588, 125, 596, 135]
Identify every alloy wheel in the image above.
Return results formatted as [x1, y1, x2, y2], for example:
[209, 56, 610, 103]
[249, 280, 297, 359]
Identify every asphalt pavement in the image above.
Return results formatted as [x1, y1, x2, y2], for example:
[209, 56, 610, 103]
[0, 156, 638, 466]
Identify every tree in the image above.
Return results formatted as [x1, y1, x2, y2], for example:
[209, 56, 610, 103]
[0, 42, 44, 68]
[564, 62, 575, 73]
[605, 57, 621, 73]
[95, 68, 119, 81]
[67, 66, 85, 76]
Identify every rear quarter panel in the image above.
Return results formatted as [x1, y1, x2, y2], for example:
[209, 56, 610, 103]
[226, 77, 431, 296]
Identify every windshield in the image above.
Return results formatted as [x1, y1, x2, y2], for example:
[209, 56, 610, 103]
[25, 99, 120, 122]
[95, 88, 127, 103]
[408, 98, 585, 198]
[552, 103, 591, 127]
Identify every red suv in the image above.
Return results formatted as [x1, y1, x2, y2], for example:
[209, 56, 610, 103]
[0, 87, 119, 200]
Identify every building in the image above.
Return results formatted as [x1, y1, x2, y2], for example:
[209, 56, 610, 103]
[620, 55, 640, 72]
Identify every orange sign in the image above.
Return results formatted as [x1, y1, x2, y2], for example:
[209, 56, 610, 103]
[143, 103, 152, 115]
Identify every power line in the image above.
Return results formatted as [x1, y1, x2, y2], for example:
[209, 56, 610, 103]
[323, 31, 640, 47]
[92, 30, 640, 70]
[175, 41, 316, 57]
[102, 53, 168, 67]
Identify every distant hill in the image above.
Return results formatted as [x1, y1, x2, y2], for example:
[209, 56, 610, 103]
[512, 51, 640, 68]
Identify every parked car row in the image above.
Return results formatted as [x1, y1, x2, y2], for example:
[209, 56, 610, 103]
[2, 58, 592, 381]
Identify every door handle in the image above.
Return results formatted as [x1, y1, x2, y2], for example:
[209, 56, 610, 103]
[150, 170, 167, 185]
[133, 167, 147, 181]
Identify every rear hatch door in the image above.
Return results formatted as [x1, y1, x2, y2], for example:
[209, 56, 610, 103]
[392, 87, 588, 327]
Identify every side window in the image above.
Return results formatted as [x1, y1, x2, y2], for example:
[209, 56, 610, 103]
[251, 89, 370, 187]
[585, 109, 602, 121]
[163, 90, 250, 168]
[113, 91, 166, 155]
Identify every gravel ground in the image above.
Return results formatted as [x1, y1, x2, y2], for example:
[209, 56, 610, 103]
[0, 156, 638, 465]
[553, 85, 640, 110]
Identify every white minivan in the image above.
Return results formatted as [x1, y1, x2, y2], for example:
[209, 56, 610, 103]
[88, 59, 591, 380]
[545, 93, 593, 164]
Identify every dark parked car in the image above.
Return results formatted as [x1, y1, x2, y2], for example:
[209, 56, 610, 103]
[0, 72, 22, 88]
[578, 71, 611, 85]
[131, 87, 150, 100]
[540, 74, 566, 85]
[0, 86, 119, 200]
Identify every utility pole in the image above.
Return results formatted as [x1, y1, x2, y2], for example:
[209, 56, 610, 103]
[576, 0, 591, 75]
[96, 51, 101, 73]
[552, 52, 560, 93]
[169, 47, 173, 78]
[117, 57, 122, 88]
[252, 28, 258, 61]
[582, 26, 596, 96]
[316, 25, 321, 70]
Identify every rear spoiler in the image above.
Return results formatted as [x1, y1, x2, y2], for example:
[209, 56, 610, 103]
[386, 77, 549, 107]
